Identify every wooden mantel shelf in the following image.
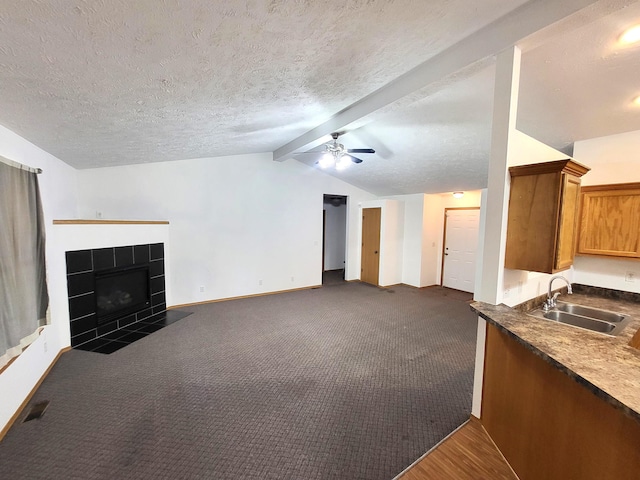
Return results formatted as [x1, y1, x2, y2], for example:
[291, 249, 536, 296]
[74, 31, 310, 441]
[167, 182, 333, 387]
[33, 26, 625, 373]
[53, 219, 169, 225]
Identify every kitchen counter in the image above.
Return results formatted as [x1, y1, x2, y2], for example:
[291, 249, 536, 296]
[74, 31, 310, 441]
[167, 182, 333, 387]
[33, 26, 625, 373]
[471, 292, 640, 423]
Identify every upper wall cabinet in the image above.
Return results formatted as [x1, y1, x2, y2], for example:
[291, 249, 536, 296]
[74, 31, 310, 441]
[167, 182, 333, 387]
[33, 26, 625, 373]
[505, 159, 590, 273]
[577, 183, 640, 258]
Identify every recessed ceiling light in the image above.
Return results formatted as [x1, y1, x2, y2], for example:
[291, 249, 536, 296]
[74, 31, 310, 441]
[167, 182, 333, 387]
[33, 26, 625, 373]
[452, 192, 464, 199]
[620, 25, 640, 45]
[634, 95, 640, 106]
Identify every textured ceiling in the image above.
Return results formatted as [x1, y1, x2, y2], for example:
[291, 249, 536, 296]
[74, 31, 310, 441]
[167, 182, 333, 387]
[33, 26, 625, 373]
[294, 61, 497, 195]
[1, 1, 638, 195]
[302, 0, 640, 195]
[0, 0, 526, 169]
[517, 1, 640, 153]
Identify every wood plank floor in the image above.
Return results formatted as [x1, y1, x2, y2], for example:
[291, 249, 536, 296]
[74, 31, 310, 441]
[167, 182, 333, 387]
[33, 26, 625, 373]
[398, 417, 518, 480]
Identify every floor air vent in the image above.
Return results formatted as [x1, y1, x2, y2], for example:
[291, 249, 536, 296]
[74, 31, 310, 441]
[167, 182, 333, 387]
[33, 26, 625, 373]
[23, 400, 49, 423]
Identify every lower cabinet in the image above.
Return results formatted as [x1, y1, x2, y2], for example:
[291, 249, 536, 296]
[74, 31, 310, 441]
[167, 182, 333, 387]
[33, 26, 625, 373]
[578, 183, 640, 258]
[481, 324, 640, 480]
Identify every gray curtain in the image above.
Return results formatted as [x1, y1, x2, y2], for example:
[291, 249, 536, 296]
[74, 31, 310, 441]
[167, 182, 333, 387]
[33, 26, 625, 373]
[0, 161, 49, 366]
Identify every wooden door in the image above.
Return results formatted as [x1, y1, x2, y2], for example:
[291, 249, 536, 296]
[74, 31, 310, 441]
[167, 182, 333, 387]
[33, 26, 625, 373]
[578, 184, 640, 258]
[442, 208, 481, 293]
[504, 171, 562, 273]
[555, 174, 581, 270]
[361, 208, 381, 285]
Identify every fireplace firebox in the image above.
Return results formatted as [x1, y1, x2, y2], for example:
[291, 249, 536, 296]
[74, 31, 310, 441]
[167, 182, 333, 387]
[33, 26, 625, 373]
[95, 265, 151, 325]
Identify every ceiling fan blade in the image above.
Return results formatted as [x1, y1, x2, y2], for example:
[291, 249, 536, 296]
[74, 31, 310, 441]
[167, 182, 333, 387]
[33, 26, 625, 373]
[350, 156, 364, 164]
[347, 148, 375, 154]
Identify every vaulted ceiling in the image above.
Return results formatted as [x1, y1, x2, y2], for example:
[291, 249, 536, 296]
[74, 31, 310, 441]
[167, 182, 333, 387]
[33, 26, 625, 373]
[1, 1, 639, 195]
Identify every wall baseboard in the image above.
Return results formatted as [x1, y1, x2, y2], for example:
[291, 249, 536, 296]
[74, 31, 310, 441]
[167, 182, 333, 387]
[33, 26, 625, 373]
[0, 346, 71, 442]
[169, 285, 322, 309]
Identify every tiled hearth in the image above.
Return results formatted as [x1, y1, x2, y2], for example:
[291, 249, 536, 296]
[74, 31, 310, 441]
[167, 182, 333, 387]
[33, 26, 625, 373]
[65, 243, 187, 354]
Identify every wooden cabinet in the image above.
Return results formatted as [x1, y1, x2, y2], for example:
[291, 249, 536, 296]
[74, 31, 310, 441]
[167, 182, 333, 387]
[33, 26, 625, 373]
[577, 183, 640, 258]
[505, 159, 590, 273]
[482, 324, 640, 480]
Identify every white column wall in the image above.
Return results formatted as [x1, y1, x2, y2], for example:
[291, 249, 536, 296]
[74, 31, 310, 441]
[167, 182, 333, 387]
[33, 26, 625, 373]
[472, 46, 521, 419]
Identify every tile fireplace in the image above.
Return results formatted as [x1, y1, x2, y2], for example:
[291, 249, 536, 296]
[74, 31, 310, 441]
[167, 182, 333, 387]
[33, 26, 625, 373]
[66, 243, 167, 352]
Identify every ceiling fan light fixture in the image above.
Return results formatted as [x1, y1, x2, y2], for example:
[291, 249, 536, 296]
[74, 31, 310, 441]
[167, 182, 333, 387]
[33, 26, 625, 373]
[619, 25, 640, 45]
[319, 153, 335, 169]
[336, 155, 351, 171]
[452, 191, 464, 198]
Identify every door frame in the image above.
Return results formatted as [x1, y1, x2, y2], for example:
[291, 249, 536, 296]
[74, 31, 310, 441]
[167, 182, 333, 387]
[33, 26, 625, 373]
[440, 207, 481, 287]
[322, 194, 350, 279]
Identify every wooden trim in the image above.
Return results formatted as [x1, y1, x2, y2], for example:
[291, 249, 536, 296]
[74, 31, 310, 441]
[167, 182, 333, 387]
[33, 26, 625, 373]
[53, 219, 169, 225]
[575, 252, 640, 261]
[0, 355, 20, 375]
[169, 282, 466, 311]
[440, 207, 481, 286]
[629, 327, 640, 350]
[0, 346, 71, 442]
[168, 285, 322, 309]
[508, 159, 589, 178]
[581, 182, 640, 193]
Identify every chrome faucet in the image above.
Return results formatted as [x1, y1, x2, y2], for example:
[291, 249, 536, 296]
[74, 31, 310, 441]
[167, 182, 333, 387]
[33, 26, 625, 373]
[543, 275, 573, 311]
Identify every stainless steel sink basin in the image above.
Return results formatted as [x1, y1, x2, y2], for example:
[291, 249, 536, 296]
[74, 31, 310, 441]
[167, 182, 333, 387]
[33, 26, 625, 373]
[528, 302, 629, 336]
[555, 302, 625, 323]
[541, 310, 616, 333]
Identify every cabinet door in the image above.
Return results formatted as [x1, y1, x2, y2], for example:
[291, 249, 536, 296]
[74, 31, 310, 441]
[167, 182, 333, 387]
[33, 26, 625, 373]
[578, 187, 640, 257]
[505, 172, 562, 273]
[555, 174, 581, 270]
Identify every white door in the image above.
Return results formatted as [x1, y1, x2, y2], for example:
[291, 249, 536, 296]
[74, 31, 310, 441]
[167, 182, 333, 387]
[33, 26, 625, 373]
[442, 209, 480, 293]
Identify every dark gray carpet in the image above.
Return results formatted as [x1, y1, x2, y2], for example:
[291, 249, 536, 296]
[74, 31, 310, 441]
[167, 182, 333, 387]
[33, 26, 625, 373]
[0, 283, 477, 480]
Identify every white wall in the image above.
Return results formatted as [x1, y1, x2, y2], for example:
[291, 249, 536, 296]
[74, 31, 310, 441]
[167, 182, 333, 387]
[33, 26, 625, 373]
[425, 191, 483, 287]
[389, 194, 425, 287]
[323, 203, 347, 271]
[572, 129, 640, 293]
[575, 130, 640, 186]
[387, 191, 483, 289]
[498, 130, 576, 307]
[77, 154, 376, 305]
[381, 200, 405, 286]
[0, 124, 78, 433]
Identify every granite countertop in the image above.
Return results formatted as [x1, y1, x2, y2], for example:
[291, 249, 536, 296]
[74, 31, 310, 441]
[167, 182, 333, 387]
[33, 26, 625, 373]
[471, 292, 640, 423]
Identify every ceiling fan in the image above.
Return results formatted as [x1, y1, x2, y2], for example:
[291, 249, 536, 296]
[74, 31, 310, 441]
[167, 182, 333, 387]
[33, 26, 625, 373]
[296, 132, 375, 170]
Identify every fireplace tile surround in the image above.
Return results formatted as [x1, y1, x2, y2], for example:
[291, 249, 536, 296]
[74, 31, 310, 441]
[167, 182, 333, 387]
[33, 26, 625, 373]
[66, 243, 167, 351]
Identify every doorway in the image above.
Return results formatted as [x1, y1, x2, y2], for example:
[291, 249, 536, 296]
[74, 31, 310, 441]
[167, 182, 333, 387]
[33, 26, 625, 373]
[323, 194, 348, 285]
[441, 208, 481, 293]
[361, 207, 381, 286]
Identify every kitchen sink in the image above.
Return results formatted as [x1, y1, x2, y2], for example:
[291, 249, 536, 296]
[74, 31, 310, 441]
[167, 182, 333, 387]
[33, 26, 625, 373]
[555, 302, 625, 323]
[541, 310, 616, 333]
[528, 302, 630, 336]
